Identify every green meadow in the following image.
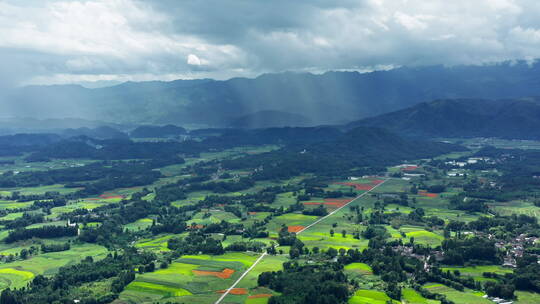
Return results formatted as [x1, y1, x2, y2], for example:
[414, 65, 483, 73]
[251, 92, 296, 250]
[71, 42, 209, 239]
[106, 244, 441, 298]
[402, 288, 440, 304]
[441, 265, 513, 282]
[423, 283, 491, 304]
[0, 243, 107, 289]
[121, 252, 259, 303]
[124, 218, 154, 231]
[348, 289, 400, 304]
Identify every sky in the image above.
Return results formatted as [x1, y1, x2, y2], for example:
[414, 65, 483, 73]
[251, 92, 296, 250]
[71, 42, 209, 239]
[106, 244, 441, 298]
[1, 0, 540, 88]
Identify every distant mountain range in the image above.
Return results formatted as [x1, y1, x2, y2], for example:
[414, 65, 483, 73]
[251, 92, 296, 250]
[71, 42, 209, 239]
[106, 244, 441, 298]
[3, 61, 540, 128]
[347, 98, 540, 140]
[228, 110, 311, 128]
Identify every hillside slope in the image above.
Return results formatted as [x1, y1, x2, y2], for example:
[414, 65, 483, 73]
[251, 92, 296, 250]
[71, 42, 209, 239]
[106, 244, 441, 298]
[347, 98, 540, 139]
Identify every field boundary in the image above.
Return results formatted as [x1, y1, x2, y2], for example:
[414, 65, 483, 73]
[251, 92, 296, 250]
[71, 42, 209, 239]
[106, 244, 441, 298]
[214, 178, 388, 304]
[296, 179, 387, 235]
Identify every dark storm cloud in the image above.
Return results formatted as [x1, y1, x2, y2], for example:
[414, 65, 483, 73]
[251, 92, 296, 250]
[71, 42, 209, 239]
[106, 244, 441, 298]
[1, 0, 540, 86]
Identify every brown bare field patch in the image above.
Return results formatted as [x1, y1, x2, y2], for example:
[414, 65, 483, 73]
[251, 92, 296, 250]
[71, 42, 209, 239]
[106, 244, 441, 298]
[193, 268, 235, 279]
[288, 225, 305, 233]
[419, 191, 438, 198]
[217, 288, 248, 295]
[188, 224, 204, 230]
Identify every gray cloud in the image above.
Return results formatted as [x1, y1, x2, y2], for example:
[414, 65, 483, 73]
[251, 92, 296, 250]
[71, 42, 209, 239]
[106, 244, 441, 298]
[1, 0, 540, 87]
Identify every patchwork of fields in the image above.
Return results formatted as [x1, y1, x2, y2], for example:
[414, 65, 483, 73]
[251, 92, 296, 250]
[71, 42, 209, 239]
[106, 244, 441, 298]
[0, 140, 539, 304]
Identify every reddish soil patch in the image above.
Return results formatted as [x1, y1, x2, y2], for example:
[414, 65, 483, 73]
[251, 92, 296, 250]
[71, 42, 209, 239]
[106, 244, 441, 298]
[248, 212, 258, 215]
[248, 294, 273, 299]
[401, 165, 419, 171]
[189, 224, 204, 230]
[193, 268, 235, 279]
[98, 193, 124, 199]
[288, 225, 305, 233]
[419, 191, 438, 198]
[371, 179, 385, 185]
[217, 288, 248, 295]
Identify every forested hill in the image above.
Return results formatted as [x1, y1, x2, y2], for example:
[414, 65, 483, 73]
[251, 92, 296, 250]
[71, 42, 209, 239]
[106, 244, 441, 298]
[221, 126, 464, 177]
[4, 61, 540, 127]
[2, 126, 462, 175]
[346, 98, 540, 140]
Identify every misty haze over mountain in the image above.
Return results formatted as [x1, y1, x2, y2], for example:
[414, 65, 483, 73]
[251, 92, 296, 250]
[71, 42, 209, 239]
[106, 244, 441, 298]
[2, 61, 540, 129]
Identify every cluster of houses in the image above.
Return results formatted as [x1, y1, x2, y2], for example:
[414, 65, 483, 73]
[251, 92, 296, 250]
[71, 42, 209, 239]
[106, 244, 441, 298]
[392, 244, 444, 272]
[445, 157, 492, 168]
[494, 233, 539, 268]
[482, 294, 514, 304]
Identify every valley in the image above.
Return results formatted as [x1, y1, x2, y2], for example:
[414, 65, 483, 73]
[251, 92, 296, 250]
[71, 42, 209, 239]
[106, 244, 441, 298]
[0, 129, 537, 304]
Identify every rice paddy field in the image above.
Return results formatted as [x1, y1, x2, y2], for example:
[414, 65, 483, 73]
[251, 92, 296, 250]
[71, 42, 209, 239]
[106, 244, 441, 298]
[0, 200, 34, 210]
[187, 210, 241, 226]
[219, 255, 286, 304]
[0, 212, 24, 221]
[120, 253, 260, 304]
[135, 234, 179, 252]
[297, 228, 370, 251]
[266, 213, 318, 233]
[348, 289, 400, 304]
[124, 218, 154, 231]
[401, 226, 444, 246]
[0, 243, 108, 289]
[423, 283, 491, 304]
[488, 200, 540, 220]
[402, 288, 440, 304]
[344, 263, 373, 275]
[441, 265, 513, 282]
[171, 190, 213, 207]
